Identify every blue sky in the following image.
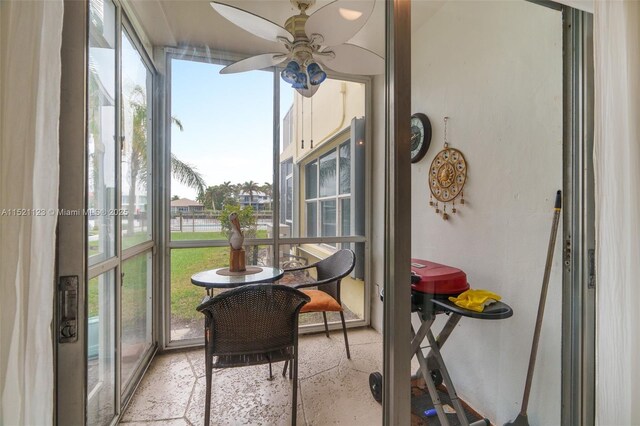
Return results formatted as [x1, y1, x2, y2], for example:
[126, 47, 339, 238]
[171, 58, 293, 199]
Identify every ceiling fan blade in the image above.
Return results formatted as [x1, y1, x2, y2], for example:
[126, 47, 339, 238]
[220, 53, 289, 74]
[210, 2, 291, 42]
[318, 44, 384, 75]
[305, 0, 375, 47]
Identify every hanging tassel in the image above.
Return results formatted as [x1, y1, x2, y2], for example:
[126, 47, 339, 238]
[429, 194, 434, 207]
[435, 202, 440, 214]
[452, 200, 457, 214]
[443, 205, 449, 221]
[460, 191, 465, 205]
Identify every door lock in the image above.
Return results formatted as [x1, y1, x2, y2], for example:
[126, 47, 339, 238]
[58, 275, 79, 343]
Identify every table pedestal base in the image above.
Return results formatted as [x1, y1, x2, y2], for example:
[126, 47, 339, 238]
[229, 248, 246, 272]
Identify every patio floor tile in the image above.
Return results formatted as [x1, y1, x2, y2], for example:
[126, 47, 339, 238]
[120, 327, 383, 425]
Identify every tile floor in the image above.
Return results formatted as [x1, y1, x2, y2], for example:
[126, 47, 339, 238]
[120, 328, 383, 425]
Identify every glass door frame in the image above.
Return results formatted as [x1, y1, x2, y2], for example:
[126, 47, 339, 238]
[382, 0, 412, 423]
[118, 14, 159, 404]
[562, 7, 596, 425]
[56, 0, 159, 423]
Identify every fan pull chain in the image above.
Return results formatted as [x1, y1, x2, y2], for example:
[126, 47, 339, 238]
[310, 97, 314, 149]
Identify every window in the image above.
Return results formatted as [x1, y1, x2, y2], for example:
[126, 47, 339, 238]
[121, 30, 153, 250]
[280, 159, 293, 225]
[305, 140, 352, 240]
[282, 107, 293, 150]
[169, 58, 274, 341]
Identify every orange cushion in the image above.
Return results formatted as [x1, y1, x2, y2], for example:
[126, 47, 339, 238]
[300, 289, 343, 313]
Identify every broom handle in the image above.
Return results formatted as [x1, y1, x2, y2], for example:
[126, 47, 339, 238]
[520, 190, 562, 416]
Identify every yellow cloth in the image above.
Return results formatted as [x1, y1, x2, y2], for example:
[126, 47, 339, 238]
[448, 289, 502, 313]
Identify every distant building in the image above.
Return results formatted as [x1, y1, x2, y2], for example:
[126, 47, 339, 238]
[170, 198, 204, 214]
[237, 191, 271, 211]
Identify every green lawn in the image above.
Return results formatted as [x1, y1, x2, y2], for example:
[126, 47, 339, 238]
[171, 246, 229, 320]
[88, 251, 150, 329]
[89, 232, 151, 256]
[89, 230, 268, 323]
[170, 230, 268, 320]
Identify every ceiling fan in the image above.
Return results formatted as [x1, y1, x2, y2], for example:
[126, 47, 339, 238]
[210, 0, 384, 97]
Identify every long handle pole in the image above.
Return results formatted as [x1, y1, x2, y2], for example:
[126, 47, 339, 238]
[519, 190, 562, 416]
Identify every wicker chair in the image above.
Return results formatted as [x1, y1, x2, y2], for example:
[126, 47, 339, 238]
[196, 284, 310, 426]
[282, 249, 356, 359]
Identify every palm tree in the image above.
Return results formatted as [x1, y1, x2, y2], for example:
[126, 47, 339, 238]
[124, 85, 205, 235]
[220, 181, 236, 205]
[261, 182, 272, 210]
[241, 180, 260, 206]
[261, 182, 272, 198]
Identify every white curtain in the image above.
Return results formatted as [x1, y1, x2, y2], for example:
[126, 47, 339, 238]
[594, 2, 640, 425]
[0, 1, 63, 424]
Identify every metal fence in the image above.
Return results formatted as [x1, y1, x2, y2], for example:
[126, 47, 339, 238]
[169, 212, 273, 233]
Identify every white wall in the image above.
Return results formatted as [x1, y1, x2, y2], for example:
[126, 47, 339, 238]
[409, 2, 563, 424]
[369, 1, 563, 424]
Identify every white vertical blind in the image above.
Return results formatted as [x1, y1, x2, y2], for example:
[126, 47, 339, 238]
[593, 1, 640, 424]
[0, 1, 63, 424]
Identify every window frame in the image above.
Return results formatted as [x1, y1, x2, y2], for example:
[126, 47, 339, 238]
[303, 138, 354, 247]
[161, 47, 372, 349]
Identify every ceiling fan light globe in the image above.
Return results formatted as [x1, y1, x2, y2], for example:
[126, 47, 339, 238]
[307, 62, 327, 85]
[291, 72, 308, 89]
[281, 61, 301, 85]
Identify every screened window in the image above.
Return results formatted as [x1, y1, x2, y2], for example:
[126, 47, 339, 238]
[305, 140, 352, 239]
[319, 150, 337, 197]
[280, 159, 293, 225]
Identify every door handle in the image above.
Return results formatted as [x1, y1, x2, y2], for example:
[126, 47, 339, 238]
[59, 275, 79, 343]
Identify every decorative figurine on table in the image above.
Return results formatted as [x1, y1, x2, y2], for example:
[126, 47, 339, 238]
[228, 212, 246, 272]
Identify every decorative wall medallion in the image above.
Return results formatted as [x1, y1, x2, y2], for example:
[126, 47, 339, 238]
[429, 117, 467, 220]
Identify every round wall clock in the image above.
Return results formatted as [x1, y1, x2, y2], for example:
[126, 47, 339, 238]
[410, 113, 432, 163]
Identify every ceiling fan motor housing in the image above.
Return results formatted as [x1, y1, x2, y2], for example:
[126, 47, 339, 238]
[285, 14, 309, 42]
[290, 0, 316, 13]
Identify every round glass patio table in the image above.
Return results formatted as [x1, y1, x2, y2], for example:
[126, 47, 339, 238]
[191, 266, 284, 295]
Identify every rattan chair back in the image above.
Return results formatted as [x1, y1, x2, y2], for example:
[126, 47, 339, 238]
[197, 284, 310, 356]
[314, 249, 356, 300]
[197, 284, 309, 425]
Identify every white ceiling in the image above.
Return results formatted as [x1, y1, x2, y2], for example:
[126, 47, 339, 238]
[127, 0, 445, 59]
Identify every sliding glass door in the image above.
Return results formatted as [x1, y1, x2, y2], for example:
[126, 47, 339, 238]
[85, 2, 156, 424]
[119, 28, 154, 396]
[86, 2, 118, 421]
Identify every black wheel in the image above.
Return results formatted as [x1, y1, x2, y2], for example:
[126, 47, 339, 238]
[369, 372, 383, 403]
[431, 370, 443, 386]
